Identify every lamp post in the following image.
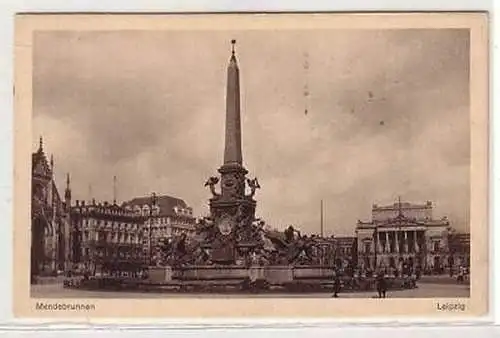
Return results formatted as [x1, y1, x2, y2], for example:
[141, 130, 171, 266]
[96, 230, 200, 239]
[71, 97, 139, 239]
[149, 192, 157, 266]
[373, 227, 378, 272]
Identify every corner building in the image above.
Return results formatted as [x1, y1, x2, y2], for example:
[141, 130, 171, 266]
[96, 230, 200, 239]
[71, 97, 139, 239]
[122, 195, 196, 261]
[70, 200, 144, 274]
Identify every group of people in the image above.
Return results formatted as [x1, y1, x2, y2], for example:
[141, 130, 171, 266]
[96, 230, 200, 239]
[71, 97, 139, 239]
[455, 265, 469, 283]
[330, 270, 395, 298]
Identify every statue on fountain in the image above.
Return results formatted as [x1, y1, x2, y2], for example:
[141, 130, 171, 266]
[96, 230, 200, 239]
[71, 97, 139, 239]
[158, 232, 207, 267]
[246, 177, 260, 198]
[263, 226, 322, 265]
[204, 177, 221, 197]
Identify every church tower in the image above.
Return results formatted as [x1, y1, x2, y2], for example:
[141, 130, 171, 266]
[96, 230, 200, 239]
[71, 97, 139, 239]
[64, 173, 72, 211]
[203, 40, 262, 264]
[63, 173, 72, 269]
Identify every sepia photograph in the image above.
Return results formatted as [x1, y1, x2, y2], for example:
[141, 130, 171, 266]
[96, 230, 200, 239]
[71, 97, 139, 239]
[14, 13, 489, 318]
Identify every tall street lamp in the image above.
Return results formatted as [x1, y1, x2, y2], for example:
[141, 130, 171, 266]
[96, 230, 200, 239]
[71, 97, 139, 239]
[149, 192, 157, 266]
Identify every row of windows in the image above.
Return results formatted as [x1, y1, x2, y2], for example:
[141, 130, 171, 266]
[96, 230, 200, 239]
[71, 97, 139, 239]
[125, 205, 161, 217]
[81, 231, 142, 244]
[144, 226, 194, 234]
[81, 248, 143, 258]
[338, 247, 352, 255]
[124, 205, 194, 217]
[145, 217, 195, 226]
[147, 218, 171, 226]
[173, 206, 193, 216]
[77, 217, 194, 230]
[78, 219, 141, 231]
[72, 206, 138, 218]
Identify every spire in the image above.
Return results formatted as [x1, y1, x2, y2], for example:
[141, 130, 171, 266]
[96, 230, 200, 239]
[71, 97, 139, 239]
[223, 39, 243, 166]
[49, 154, 54, 179]
[64, 173, 71, 201]
[38, 136, 43, 152]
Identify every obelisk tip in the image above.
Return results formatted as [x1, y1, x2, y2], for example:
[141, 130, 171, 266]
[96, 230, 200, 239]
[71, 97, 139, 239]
[231, 39, 236, 55]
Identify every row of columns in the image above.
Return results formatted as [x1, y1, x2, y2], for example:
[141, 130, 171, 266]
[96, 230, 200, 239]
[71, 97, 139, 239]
[375, 230, 423, 254]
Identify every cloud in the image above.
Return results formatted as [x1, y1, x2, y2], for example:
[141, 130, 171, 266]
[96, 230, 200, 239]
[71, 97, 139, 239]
[33, 29, 470, 235]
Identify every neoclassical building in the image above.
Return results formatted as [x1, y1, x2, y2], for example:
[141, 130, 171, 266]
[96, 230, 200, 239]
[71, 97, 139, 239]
[70, 200, 144, 274]
[31, 138, 71, 281]
[356, 199, 452, 272]
[122, 195, 196, 262]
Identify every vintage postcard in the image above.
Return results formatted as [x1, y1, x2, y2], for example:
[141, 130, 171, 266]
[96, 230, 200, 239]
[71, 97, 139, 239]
[13, 13, 489, 319]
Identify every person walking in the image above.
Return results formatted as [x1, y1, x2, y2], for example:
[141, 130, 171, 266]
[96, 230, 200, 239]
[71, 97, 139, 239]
[332, 271, 342, 298]
[376, 272, 387, 298]
[457, 265, 465, 284]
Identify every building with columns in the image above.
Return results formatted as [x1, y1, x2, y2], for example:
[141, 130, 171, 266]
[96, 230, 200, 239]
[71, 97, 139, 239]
[31, 137, 71, 281]
[356, 198, 452, 272]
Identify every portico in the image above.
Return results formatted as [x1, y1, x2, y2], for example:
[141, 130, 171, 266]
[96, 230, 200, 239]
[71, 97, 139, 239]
[356, 198, 451, 272]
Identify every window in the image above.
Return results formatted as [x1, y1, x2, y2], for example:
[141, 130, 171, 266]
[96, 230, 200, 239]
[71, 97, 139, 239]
[364, 243, 371, 253]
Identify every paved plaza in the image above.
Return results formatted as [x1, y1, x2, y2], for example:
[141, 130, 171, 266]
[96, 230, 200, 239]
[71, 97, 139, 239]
[31, 282, 469, 299]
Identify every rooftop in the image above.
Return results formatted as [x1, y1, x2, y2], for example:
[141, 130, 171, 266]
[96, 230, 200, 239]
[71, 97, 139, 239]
[122, 194, 191, 218]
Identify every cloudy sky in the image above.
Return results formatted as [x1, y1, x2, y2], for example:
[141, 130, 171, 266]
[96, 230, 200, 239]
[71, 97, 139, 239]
[33, 29, 470, 235]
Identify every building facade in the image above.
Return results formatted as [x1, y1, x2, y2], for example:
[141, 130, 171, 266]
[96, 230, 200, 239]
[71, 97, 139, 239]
[356, 199, 452, 273]
[122, 195, 196, 263]
[448, 232, 471, 269]
[70, 200, 144, 274]
[333, 236, 357, 269]
[31, 138, 71, 281]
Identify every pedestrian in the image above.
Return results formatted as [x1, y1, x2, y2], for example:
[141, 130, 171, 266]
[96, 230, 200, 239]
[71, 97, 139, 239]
[376, 272, 387, 298]
[457, 266, 464, 284]
[332, 272, 341, 298]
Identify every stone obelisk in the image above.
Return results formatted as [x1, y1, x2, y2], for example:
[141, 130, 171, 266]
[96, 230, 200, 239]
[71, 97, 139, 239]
[218, 40, 248, 202]
[204, 40, 261, 264]
[223, 40, 243, 169]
